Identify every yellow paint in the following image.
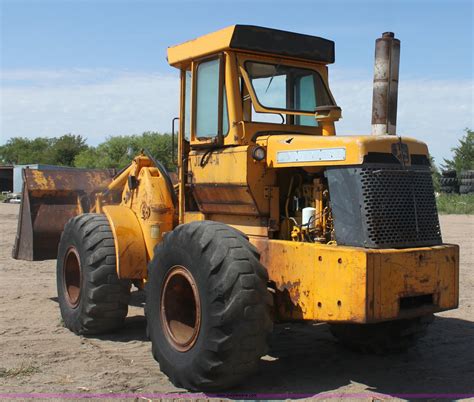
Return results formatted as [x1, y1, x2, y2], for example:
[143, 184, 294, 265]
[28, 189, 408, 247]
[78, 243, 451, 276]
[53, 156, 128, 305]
[188, 145, 275, 216]
[168, 26, 236, 68]
[103, 205, 148, 279]
[265, 134, 428, 168]
[102, 154, 175, 279]
[368, 247, 459, 320]
[184, 211, 205, 223]
[251, 237, 459, 323]
[171, 39, 337, 149]
[127, 165, 175, 259]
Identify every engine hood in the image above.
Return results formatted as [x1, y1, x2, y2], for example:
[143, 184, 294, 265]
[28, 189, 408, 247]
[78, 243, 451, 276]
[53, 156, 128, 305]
[261, 134, 429, 168]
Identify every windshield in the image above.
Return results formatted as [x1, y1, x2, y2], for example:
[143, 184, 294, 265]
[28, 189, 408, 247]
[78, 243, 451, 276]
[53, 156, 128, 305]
[245, 61, 334, 114]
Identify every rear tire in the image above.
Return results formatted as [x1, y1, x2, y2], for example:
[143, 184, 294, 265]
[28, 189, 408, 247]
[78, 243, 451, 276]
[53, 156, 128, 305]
[460, 184, 474, 194]
[441, 169, 457, 178]
[329, 314, 434, 354]
[440, 185, 456, 194]
[439, 177, 457, 186]
[57, 213, 131, 335]
[145, 221, 273, 391]
[460, 170, 474, 180]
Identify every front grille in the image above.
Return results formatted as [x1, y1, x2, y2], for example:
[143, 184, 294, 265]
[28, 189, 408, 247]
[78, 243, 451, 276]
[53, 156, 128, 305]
[326, 164, 442, 248]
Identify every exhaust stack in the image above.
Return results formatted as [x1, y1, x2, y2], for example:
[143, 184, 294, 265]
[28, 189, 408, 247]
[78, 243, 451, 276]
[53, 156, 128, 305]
[371, 32, 400, 135]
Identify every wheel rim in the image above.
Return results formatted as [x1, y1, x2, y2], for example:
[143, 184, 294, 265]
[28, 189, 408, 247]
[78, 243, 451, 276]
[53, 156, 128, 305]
[160, 266, 201, 352]
[63, 247, 81, 308]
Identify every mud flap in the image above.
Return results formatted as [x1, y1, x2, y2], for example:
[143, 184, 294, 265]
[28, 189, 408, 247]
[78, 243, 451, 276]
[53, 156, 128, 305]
[12, 168, 115, 261]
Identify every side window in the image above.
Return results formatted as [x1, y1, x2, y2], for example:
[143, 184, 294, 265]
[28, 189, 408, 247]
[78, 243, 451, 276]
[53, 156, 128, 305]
[184, 70, 192, 141]
[195, 58, 228, 139]
[222, 87, 229, 135]
[295, 75, 317, 127]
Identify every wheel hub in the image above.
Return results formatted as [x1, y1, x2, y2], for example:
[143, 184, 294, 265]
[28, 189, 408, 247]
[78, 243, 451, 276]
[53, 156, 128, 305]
[63, 247, 81, 308]
[161, 266, 201, 352]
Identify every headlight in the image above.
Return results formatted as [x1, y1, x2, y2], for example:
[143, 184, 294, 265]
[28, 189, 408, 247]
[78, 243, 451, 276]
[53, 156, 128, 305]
[251, 146, 266, 161]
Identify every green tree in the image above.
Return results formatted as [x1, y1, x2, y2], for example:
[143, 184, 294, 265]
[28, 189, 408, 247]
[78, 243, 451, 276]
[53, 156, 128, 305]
[1, 132, 176, 169]
[49, 134, 88, 166]
[73, 147, 104, 168]
[443, 129, 474, 173]
[0, 134, 88, 166]
[139, 131, 176, 170]
[74, 132, 176, 170]
[429, 155, 441, 192]
[0, 137, 54, 164]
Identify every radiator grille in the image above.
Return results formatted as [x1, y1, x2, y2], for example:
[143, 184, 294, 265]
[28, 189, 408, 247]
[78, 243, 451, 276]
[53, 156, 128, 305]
[327, 164, 442, 248]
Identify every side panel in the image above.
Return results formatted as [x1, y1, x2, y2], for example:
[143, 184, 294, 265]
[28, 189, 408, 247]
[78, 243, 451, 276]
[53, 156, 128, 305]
[188, 146, 275, 217]
[251, 238, 369, 322]
[368, 245, 459, 320]
[251, 238, 459, 323]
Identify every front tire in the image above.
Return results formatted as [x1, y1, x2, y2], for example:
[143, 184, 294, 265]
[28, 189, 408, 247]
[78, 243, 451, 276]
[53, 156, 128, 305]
[145, 221, 273, 391]
[329, 314, 434, 353]
[57, 213, 131, 335]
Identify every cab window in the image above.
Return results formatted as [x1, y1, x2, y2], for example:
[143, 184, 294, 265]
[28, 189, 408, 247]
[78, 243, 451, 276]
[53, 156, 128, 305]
[184, 69, 192, 141]
[195, 58, 228, 139]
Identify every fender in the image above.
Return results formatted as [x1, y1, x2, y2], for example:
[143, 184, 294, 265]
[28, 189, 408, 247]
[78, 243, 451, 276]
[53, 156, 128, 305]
[103, 205, 148, 279]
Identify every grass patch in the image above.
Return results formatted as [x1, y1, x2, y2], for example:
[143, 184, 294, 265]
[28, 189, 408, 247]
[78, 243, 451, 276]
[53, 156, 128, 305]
[437, 193, 474, 214]
[0, 194, 6, 202]
[0, 362, 40, 378]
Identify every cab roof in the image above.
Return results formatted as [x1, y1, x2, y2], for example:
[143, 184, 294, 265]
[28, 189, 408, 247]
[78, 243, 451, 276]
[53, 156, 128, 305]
[167, 25, 335, 68]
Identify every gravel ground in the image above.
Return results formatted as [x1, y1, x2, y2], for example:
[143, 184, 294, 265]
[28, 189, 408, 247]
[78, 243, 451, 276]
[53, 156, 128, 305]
[0, 203, 473, 400]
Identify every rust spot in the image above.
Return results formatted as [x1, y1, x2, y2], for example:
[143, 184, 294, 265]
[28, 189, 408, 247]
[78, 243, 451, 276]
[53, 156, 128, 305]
[14, 168, 115, 261]
[273, 288, 304, 321]
[278, 279, 301, 303]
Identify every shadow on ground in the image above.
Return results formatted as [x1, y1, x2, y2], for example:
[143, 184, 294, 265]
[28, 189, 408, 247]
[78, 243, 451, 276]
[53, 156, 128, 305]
[229, 316, 474, 398]
[51, 290, 474, 399]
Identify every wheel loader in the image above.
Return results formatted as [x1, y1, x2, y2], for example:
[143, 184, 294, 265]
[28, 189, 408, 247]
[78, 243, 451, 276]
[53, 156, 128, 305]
[14, 26, 459, 391]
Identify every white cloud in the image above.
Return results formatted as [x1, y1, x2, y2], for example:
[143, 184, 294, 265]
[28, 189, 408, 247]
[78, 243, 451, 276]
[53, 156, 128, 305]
[331, 70, 474, 165]
[0, 69, 180, 145]
[1, 68, 472, 166]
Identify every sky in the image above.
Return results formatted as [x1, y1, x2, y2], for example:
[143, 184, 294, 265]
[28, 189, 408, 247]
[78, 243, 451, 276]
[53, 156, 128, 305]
[0, 0, 473, 166]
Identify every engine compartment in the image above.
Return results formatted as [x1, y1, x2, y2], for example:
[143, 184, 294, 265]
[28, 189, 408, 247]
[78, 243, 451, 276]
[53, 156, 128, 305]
[274, 168, 334, 244]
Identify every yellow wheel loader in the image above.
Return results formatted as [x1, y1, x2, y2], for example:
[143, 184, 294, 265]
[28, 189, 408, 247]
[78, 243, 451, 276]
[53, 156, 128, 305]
[14, 26, 459, 390]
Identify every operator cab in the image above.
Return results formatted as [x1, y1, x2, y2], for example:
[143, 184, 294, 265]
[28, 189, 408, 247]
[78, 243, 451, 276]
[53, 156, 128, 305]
[168, 25, 341, 148]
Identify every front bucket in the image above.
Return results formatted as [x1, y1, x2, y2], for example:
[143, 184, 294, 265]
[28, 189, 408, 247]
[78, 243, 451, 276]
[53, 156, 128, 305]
[12, 168, 115, 261]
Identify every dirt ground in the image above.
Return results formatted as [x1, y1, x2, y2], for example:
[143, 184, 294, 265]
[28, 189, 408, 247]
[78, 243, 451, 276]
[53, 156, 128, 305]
[1, 203, 473, 400]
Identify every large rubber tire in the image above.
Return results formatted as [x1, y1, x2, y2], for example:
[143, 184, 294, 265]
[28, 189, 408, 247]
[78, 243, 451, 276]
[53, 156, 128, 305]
[145, 221, 273, 391]
[460, 178, 474, 186]
[329, 314, 434, 354]
[439, 177, 457, 186]
[441, 169, 457, 178]
[460, 170, 474, 180]
[440, 185, 457, 194]
[57, 213, 131, 335]
[460, 184, 474, 194]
